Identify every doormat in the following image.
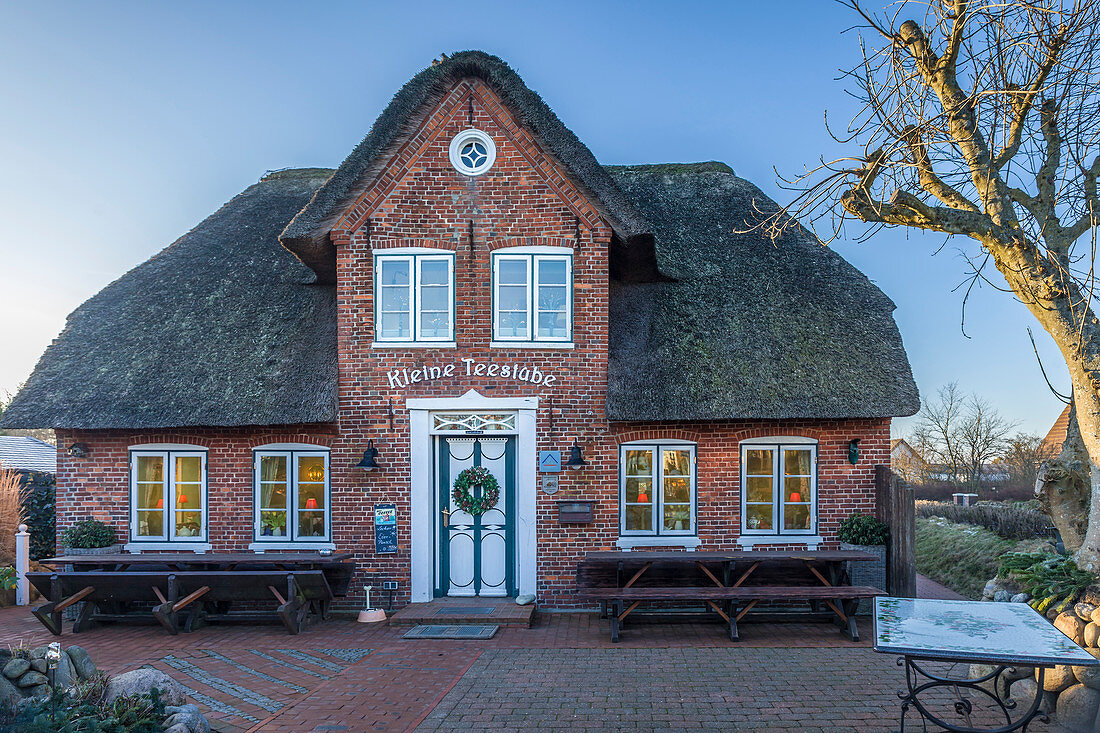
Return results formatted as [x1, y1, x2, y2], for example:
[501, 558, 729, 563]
[433, 606, 497, 616]
[403, 625, 499, 640]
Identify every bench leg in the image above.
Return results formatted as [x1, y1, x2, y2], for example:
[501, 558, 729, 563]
[32, 602, 62, 636]
[73, 601, 97, 634]
[844, 599, 860, 642]
[610, 612, 620, 643]
[730, 609, 739, 642]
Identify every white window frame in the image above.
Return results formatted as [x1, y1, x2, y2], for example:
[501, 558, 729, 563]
[618, 441, 697, 538]
[739, 437, 818, 537]
[252, 446, 332, 545]
[128, 447, 208, 545]
[373, 249, 455, 345]
[491, 247, 573, 344]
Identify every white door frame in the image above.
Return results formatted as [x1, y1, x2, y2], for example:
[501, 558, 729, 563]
[407, 389, 538, 602]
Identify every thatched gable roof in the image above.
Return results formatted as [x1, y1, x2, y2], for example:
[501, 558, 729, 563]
[605, 164, 920, 421]
[0, 169, 338, 430]
[280, 51, 650, 283]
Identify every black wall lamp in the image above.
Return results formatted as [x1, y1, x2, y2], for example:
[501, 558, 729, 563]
[565, 439, 588, 471]
[355, 440, 381, 472]
[848, 439, 861, 465]
[67, 443, 89, 458]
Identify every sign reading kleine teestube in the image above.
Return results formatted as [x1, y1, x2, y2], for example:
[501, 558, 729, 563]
[385, 358, 558, 390]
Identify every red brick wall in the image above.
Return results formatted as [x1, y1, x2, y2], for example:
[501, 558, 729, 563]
[51, 76, 893, 610]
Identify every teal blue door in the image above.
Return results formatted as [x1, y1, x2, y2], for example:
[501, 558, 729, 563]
[436, 436, 516, 597]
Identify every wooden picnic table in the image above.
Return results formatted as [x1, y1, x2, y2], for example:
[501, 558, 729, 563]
[41, 551, 354, 571]
[578, 549, 885, 642]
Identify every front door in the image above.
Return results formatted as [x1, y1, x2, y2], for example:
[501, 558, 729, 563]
[436, 436, 515, 597]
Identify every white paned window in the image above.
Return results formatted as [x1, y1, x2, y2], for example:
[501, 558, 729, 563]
[492, 252, 572, 343]
[254, 450, 330, 542]
[374, 253, 454, 343]
[432, 413, 517, 432]
[740, 440, 818, 536]
[130, 450, 207, 543]
[619, 443, 696, 536]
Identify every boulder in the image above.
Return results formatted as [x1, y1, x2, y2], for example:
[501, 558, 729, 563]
[104, 668, 186, 707]
[53, 650, 76, 690]
[1055, 683, 1100, 732]
[2, 658, 29, 680]
[0, 675, 22, 708]
[515, 594, 535, 606]
[1040, 664, 1078, 693]
[994, 590, 1011, 602]
[28, 646, 46, 660]
[29, 659, 46, 674]
[1084, 623, 1100, 648]
[1075, 602, 1097, 622]
[29, 684, 49, 699]
[1056, 612, 1087, 645]
[1092, 606, 1100, 625]
[16, 671, 46, 688]
[165, 704, 211, 733]
[983, 579, 1002, 599]
[66, 645, 95, 679]
[164, 726, 190, 733]
[1011, 677, 1040, 705]
[1010, 593, 1031, 603]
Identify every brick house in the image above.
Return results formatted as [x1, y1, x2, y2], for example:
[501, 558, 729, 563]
[1, 52, 919, 609]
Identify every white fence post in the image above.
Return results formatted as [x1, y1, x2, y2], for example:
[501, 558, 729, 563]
[15, 524, 29, 606]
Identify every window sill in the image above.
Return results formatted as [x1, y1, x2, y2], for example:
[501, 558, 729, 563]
[371, 341, 456, 349]
[615, 536, 701, 550]
[124, 542, 212, 554]
[737, 535, 823, 549]
[249, 542, 336, 553]
[490, 341, 574, 350]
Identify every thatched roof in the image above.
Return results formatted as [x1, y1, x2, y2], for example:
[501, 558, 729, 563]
[605, 163, 919, 421]
[280, 51, 650, 283]
[0, 169, 338, 430]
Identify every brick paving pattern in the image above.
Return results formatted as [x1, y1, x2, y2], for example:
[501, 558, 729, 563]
[0, 605, 1066, 732]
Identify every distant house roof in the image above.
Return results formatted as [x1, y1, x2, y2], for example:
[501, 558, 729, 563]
[0, 436, 56, 473]
[1041, 404, 1071, 454]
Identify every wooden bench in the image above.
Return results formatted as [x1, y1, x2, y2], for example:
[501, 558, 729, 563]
[577, 584, 886, 642]
[26, 570, 332, 636]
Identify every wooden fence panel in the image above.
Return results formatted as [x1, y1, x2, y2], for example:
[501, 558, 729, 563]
[875, 464, 916, 598]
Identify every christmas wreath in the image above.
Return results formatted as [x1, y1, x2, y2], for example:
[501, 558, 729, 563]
[452, 466, 500, 515]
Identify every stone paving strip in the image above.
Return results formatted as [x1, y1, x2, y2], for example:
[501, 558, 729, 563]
[201, 649, 312, 694]
[275, 649, 347, 672]
[249, 649, 334, 679]
[162, 654, 286, 712]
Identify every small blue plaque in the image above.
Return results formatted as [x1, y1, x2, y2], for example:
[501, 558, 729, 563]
[374, 503, 398, 554]
[539, 450, 561, 473]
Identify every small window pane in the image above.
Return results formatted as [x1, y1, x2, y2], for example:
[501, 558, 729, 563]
[499, 285, 527, 311]
[298, 483, 325, 510]
[175, 512, 202, 537]
[381, 287, 410, 312]
[625, 505, 653, 531]
[261, 483, 287, 509]
[537, 285, 567, 311]
[298, 512, 325, 538]
[381, 313, 410, 338]
[745, 504, 773, 531]
[420, 285, 450, 311]
[746, 476, 774, 503]
[498, 259, 527, 284]
[498, 312, 528, 336]
[420, 259, 449, 285]
[663, 504, 691, 531]
[663, 477, 689, 503]
[175, 456, 201, 483]
[420, 312, 450, 338]
[537, 312, 566, 338]
[784, 449, 812, 475]
[260, 510, 287, 537]
[784, 505, 812, 530]
[175, 482, 200, 509]
[784, 476, 810, 503]
[137, 483, 163, 510]
[625, 449, 653, 476]
[380, 259, 410, 285]
[745, 449, 773, 476]
[137, 455, 164, 483]
[261, 456, 287, 482]
[663, 450, 690, 476]
[625, 477, 652, 504]
[137, 510, 163, 537]
[298, 456, 325, 483]
[537, 258, 567, 285]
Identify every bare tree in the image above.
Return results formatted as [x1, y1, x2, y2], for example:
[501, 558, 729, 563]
[958, 394, 1016, 487]
[1002, 432, 1059, 487]
[911, 383, 1016, 487]
[763, 0, 1100, 570]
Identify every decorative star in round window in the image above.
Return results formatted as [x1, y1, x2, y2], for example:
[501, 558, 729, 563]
[449, 129, 496, 176]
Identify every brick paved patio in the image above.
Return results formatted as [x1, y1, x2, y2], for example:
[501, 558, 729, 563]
[0, 605, 1064, 732]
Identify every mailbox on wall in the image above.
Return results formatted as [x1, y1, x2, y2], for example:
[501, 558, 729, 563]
[557, 500, 594, 524]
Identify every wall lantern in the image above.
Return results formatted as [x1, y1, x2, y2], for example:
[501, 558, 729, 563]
[565, 439, 588, 471]
[848, 438, 861, 465]
[355, 440, 381, 472]
[67, 443, 89, 458]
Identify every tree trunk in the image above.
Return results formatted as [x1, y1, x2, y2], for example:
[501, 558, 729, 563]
[1036, 401, 1089, 554]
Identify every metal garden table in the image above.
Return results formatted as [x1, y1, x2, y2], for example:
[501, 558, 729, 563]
[874, 596, 1099, 732]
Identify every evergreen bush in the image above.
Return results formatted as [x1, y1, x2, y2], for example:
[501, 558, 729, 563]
[61, 519, 116, 549]
[837, 513, 889, 545]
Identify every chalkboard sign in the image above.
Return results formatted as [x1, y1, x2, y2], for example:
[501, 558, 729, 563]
[374, 503, 398, 554]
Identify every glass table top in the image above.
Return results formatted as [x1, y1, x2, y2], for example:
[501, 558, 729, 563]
[875, 597, 1099, 666]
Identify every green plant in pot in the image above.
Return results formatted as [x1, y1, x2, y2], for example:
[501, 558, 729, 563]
[838, 513, 889, 610]
[262, 512, 287, 537]
[61, 518, 118, 551]
[838, 513, 889, 546]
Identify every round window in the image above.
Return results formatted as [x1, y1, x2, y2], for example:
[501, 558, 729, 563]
[448, 129, 496, 176]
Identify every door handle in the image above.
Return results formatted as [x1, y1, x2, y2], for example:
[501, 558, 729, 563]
[441, 507, 452, 528]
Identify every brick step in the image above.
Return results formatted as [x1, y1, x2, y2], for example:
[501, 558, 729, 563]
[386, 600, 536, 628]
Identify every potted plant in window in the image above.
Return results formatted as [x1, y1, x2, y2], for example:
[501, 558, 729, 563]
[264, 513, 287, 538]
[61, 518, 121, 556]
[837, 512, 889, 612]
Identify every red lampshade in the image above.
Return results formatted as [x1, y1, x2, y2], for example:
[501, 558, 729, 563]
[305, 497, 318, 509]
[156, 497, 163, 508]
[790, 492, 802, 503]
[178, 494, 187, 505]
[637, 492, 649, 503]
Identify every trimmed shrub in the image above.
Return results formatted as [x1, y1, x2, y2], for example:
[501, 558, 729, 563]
[61, 519, 116, 549]
[19, 474, 55, 560]
[915, 500, 1054, 541]
[838, 513, 889, 545]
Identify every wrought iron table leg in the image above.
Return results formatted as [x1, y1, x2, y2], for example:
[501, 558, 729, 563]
[896, 655, 1049, 733]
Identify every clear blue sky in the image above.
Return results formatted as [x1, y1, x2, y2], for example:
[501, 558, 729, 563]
[0, 0, 1069, 437]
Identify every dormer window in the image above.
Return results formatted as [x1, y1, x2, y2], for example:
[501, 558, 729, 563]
[491, 248, 573, 346]
[374, 251, 455, 346]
